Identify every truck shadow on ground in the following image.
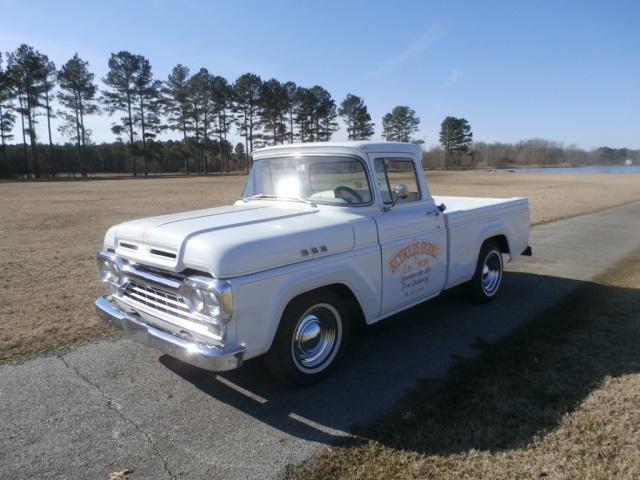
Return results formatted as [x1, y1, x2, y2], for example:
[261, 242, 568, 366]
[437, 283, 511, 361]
[160, 270, 640, 454]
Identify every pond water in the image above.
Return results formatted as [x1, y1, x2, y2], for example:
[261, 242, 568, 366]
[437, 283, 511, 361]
[498, 165, 640, 174]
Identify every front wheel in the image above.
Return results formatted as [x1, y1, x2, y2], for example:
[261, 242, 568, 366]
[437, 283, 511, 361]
[265, 290, 349, 385]
[466, 241, 504, 303]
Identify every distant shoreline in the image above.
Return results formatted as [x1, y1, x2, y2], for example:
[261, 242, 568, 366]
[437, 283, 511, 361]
[2, 164, 639, 183]
[492, 165, 640, 174]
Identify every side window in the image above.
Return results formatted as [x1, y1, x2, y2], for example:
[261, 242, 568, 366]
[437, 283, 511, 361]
[374, 158, 421, 204]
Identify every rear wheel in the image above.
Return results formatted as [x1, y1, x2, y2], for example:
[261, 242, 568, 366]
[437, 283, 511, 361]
[466, 241, 504, 303]
[266, 290, 349, 385]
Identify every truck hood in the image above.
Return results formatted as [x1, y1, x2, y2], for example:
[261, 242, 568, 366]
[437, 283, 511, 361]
[106, 202, 358, 277]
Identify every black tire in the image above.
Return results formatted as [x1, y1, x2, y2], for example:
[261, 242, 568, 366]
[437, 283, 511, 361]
[265, 289, 350, 385]
[466, 241, 504, 304]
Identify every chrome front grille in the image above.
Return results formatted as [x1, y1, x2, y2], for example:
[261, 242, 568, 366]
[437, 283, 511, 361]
[120, 280, 193, 321]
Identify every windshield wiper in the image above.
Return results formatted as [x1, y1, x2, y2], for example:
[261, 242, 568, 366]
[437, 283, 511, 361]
[286, 196, 316, 206]
[242, 193, 316, 207]
[241, 194, 278, 202]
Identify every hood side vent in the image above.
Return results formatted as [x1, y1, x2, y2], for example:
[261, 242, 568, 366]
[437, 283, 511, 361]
[119, 242, 138, 251]
[150, 249, 177, 259]
[300, 245, 328, 258]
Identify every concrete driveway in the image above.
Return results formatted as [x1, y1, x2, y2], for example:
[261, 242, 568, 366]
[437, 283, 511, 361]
[2, 201, 640, 480]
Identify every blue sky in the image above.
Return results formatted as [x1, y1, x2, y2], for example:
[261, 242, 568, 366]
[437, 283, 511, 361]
[1, 0, 639, 149]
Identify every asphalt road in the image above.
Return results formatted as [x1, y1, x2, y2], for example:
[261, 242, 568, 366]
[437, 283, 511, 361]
[2, 201, 640, 480]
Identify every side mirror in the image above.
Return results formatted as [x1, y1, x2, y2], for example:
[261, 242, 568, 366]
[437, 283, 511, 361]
[393, 183, 409, 200]
[389, 183, 409, 208]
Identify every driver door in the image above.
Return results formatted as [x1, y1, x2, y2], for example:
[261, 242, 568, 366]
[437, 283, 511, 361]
[372, 156, 447, 316]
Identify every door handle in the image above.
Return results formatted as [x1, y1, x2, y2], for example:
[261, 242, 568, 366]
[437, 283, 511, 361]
[426, 209, 440, 217]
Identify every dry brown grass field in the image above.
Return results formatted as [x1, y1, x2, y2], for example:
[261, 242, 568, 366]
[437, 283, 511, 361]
[286, 248, 640, 480]
[1, 171, 639, 361]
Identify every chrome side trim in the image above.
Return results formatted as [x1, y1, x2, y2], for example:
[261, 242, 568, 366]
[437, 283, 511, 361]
[95, 296, 245, 372]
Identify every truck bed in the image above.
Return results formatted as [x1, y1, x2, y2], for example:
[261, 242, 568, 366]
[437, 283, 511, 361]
[433, 195, 529, 228]
[432, 195, 530, 289]
[433, 195, 528, 213]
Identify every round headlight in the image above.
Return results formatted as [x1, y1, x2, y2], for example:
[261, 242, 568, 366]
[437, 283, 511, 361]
[98, 259, 109, 280]
[181, 277, 232, 322]
[99, 259, 117, 284]
[97, 252, 127, 288]
[190, 288, 205, 312]
[204, 292, 220, 317]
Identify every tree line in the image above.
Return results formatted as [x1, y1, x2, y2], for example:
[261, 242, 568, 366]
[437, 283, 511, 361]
[432, 117, 638, 170]
[2, 44, 629, 179]
[424, 139, 640, 170]
[0, 44, 427, 179]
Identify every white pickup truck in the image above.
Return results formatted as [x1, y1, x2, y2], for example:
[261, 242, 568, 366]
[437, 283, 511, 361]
[95, 142, 530, 384]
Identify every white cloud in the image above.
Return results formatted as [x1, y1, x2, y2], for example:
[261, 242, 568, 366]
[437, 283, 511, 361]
[365, 24, 445, 78]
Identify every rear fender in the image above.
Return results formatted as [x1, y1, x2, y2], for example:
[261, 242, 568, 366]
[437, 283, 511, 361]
[475, 220, 514, 262]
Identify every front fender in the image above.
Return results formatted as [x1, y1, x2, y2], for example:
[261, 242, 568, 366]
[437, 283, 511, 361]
[232, 246, 381, 359]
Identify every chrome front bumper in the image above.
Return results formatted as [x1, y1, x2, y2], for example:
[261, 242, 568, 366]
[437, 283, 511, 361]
[95, 296, 245, 371]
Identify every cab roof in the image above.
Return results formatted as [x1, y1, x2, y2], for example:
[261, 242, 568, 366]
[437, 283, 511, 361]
[253, 141, 422, 159]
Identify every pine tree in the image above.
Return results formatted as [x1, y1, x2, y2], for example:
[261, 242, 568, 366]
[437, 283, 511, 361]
[0, 53, 16, 167]
[381, 106, 421, 143]
[132, 55, 164, 176]
[211, 75, 233, 172]
[187, 72, 202, 173]
[40, 56, 56, 176]
[102, 51, 141, 175]
[6, 45, 48, 178]
[232, 73, 262, 168]
[188, 68, 213, 174]
[234, 142, 245, 170]
[6, 59, 29, 177]
[294, 87, 315, 142]
[284, 81, 298, 143]
[338, 94, 374, 140]
[259, 79, 288, 146]
[310, 85, 338, 141]
[163, 64, 192, 173]
[57, 54, 99, 176]
[294, 86, 338, 142]
[439, 116, 473, 169]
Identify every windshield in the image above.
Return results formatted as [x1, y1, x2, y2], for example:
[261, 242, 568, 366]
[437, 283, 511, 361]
[242, 156, 372, 206]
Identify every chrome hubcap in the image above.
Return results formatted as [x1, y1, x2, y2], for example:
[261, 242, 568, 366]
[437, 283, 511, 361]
[291, 304, 341, 372]
[482, 251, 502, 295]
